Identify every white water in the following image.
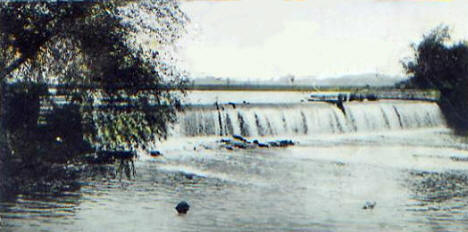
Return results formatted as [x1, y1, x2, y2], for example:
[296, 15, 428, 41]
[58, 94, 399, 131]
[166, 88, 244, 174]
[173, 100, 445, 138]
[5, 91, 468, 232]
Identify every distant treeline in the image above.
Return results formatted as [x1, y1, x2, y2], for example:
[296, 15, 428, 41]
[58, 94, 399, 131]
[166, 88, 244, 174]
[187, 84, 405, 91]
[48, 83, 399, 92]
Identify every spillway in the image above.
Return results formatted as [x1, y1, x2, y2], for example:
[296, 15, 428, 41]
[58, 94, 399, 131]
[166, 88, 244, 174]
[172, 101, 445, 137]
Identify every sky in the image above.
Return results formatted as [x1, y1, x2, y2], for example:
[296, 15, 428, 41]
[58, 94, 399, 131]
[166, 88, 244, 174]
[175, 0, 468, 80]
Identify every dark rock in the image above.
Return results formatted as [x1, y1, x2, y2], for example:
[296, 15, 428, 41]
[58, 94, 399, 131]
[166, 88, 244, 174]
[220, 138, 232, 144]
[176, 201, 190, 214]
[252, 139, 268, 147]
[228, 102, 236, 109]
[279, 140, 294, 146]
[232, 142, 247, 149]
[232, 134, 248, 143]
[225, 146, 234, 151]
[150, 150, 162, 157]
[257, 143, 269, 148]
[362, 201, 376, 210]
[334, 161, 346, 166]
[268, 141, 280, 147]
[268, 140, 294, 147]
[184, 173, 195, 180]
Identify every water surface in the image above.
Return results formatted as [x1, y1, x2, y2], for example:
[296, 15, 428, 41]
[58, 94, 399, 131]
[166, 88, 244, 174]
[2, 128, 468, 232]
[2, 91, 468, 231]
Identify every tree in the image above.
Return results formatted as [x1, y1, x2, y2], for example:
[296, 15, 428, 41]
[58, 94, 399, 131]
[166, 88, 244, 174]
[402, 25, 468, 133]
[402, 25, 451, 90]
[0, 0, 189, 155]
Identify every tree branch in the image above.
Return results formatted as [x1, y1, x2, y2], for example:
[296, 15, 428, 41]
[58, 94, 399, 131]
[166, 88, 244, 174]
[0, 55, 28, 82]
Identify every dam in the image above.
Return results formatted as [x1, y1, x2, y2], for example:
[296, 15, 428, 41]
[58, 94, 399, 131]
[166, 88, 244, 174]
[3, 90, 468, 232]
[175, 101, 444, 137]
[172, 90, 445, 138]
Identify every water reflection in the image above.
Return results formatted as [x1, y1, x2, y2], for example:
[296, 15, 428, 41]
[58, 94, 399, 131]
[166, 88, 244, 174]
[2, 131, 468, 231]
[0, 193, 80, 231]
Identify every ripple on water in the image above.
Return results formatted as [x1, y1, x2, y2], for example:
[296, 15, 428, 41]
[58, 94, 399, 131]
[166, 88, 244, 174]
[403, 170, 468, 231]
[3, 129, 468, 231]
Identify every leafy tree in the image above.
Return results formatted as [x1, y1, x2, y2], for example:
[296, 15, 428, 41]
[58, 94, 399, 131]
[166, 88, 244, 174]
[0, 0, 189, 157]
[402, 25, 468, 133]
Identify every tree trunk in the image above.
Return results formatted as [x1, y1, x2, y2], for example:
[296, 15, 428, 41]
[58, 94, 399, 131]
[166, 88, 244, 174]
[0, 79, 10, 160]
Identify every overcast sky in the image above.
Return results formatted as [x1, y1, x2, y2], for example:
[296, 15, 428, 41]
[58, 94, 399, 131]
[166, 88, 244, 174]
[175, 0, 468, 80]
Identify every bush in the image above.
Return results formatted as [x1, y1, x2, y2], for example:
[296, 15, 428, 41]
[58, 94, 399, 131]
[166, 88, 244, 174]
[2, 82, 92, 163]
[0, 82, 94, 196]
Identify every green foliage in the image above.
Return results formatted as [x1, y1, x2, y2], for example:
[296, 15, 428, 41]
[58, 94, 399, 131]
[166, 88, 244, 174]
[402, 25, 468, 133]
[0, 0, 188, 151]
[402, 25, 451, 90]
[0, 1, 188, 195]
[2, 83, 92, 163]
[2, 82, 46, 131]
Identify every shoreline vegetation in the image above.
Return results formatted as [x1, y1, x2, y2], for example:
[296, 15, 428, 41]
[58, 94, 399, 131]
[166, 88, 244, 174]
[0, 1, 188, 197]
[0, 2, 465, 201]
[400, 25, 468, 135]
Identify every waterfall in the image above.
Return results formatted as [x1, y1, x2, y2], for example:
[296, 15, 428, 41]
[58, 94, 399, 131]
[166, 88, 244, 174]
[172, 101, 445, 137]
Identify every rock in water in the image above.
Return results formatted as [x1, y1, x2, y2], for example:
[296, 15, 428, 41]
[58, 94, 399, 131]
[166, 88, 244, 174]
[232, 134, 248, 143]
[149, 150, 162, 157]
[257, 142, 269, 148]
[176, 201, 190, 214]
[220, 138, 232, 144]
[362, 201, 376, 210]
[232, 142, 247, 149]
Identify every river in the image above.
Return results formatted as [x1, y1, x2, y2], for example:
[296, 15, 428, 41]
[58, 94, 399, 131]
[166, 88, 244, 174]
[1, 91, 468, 232]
